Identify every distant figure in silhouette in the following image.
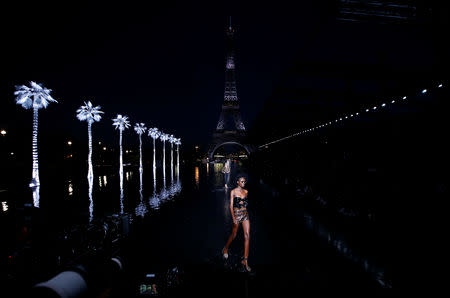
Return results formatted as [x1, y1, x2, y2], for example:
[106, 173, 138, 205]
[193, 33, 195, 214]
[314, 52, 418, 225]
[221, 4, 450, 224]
[222, 175, 251, 272]
[222, 159, 231, 188]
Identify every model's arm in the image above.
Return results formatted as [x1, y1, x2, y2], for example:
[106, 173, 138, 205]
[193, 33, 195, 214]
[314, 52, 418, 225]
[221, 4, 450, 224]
[230, 190, 236, 223]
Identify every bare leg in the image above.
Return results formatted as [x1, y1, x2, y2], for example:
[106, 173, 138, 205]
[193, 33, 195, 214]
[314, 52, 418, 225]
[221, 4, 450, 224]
[224, 223, 239, 254]
[241, 219, 251, 270]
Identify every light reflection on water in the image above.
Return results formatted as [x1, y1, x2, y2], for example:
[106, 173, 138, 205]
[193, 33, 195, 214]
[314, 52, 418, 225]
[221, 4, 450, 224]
[96, 175, 108, 189]
[202, 162, 390, 288]
[92, 166, 183, 217]
[135, 188, 147, 217]
[68, 180, 74, 196]
[89, 198, 94, 222]
[194, 167, 199, 187]
[213, 162, 225, 188]
[2, 201, 8, 212]
[148, 191, 160, 210]
[147, 173, 182, 212]
[126, 171, 132, 181]
[303, 212, 392, 288]
[120, 187, 124, 215]
[135, 172, 146, 217]
[213, 162, 223, 173]
[88, 178, 94, 222]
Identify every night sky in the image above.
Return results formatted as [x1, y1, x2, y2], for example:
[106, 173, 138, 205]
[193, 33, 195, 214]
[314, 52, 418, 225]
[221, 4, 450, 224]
[1, 1, 447, 151]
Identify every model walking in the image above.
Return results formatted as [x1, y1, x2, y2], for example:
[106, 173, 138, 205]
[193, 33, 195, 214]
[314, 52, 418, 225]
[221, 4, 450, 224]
[222, 158, 231, 188]
[222, 175, 251, 272]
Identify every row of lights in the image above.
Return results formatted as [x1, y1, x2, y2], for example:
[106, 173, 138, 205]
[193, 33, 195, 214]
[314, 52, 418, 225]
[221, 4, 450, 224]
[259, 83, 444, 149]
[66, 140, 138, 154]
[2, 132, 124, 156]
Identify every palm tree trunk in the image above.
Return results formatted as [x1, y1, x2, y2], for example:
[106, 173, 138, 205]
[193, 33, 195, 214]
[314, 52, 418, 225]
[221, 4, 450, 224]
[163, 140, 166, 179]
[30, 107, 40, 187]
[119, 130, 123, 190]
[153, 138, 156, 179]
[88, 122, 93, 182]
[139, 134, 143, 174]
[176, 144, 180, 174]
[88, 122, 94, 222]
[32, 186, 40, 208]
[139, 134, 143, 192]
[170, 142, 174, 181]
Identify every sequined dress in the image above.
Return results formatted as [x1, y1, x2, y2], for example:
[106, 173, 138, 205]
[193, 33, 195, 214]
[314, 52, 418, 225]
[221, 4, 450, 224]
[233, 196, 249, 223]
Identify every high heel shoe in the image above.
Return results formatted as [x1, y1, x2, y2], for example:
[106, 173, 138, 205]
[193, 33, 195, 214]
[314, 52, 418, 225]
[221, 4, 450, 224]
[222, 248, 228, 259]
[241, 258, 251, 272]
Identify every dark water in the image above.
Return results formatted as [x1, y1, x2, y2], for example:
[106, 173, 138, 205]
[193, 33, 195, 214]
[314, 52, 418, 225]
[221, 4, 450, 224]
[1, 161, 392, 295]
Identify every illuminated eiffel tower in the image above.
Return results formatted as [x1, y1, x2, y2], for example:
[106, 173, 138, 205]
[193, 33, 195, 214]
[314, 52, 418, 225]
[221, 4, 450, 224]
[208, 18, 252, 160]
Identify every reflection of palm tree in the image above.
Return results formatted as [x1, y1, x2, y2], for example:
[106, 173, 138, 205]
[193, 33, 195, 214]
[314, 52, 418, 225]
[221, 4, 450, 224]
[135, 189, 148, 217]
[14, 81, 58, 187]
[160, 133, 170, 180]
[159, 183, 169, 202]
[134, 123, 147, 175]
[112, 114, 131, 190]
[149, 190, 160, 210]
[120, 188, 124, 214]
[89, 184, 94, 222]
[147, 127, 161, 178]
[76, 101, 103, 183]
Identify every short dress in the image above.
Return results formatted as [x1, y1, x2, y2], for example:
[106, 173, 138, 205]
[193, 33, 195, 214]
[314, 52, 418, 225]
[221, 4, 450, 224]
[233, 196, 249, 223]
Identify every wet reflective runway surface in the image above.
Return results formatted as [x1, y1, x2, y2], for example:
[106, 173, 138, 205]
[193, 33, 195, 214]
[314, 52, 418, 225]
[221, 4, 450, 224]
[122, 162, 390, 296]
[1, 161, 393, 296]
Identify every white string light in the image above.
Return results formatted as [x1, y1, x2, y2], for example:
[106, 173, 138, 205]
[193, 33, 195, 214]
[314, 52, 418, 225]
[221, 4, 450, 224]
[259, 83, 444, 149]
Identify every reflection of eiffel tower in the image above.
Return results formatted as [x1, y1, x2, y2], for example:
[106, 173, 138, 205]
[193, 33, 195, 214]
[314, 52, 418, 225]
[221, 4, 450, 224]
[208, 18, 252, 159]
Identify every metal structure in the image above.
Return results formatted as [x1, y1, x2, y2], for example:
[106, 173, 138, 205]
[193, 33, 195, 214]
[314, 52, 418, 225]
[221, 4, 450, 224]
[208, 18, 252, 160]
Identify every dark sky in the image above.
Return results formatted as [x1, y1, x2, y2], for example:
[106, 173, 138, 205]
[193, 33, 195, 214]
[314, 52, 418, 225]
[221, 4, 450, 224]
[1, 1, 447, 150]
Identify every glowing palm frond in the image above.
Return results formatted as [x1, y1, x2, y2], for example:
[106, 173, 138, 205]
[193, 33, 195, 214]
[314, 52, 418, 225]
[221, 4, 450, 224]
[148, 127, 161, 139]
[160, 133, 170, 142]
[112, 114, 131, 131]
[134, 123, 147, 135]
[76, 101, 103, 123]
[15, 81, 57, 110]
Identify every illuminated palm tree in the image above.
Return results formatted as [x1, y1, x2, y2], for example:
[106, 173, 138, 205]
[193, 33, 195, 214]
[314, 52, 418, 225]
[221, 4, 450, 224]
[148, 127, 161, 180]
[175, 138, 181, 174]
[14, 81, 58, 188]
[76, 101, 103, 184]
[134, 123, 147, 176]
[112, 114, 131, 190]
[168, 134, 175, 181]
[160, 133, 170, 180]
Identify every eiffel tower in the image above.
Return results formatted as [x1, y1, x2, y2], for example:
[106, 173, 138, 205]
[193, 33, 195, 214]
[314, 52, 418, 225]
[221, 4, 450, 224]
[208, 18, 252, 160]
